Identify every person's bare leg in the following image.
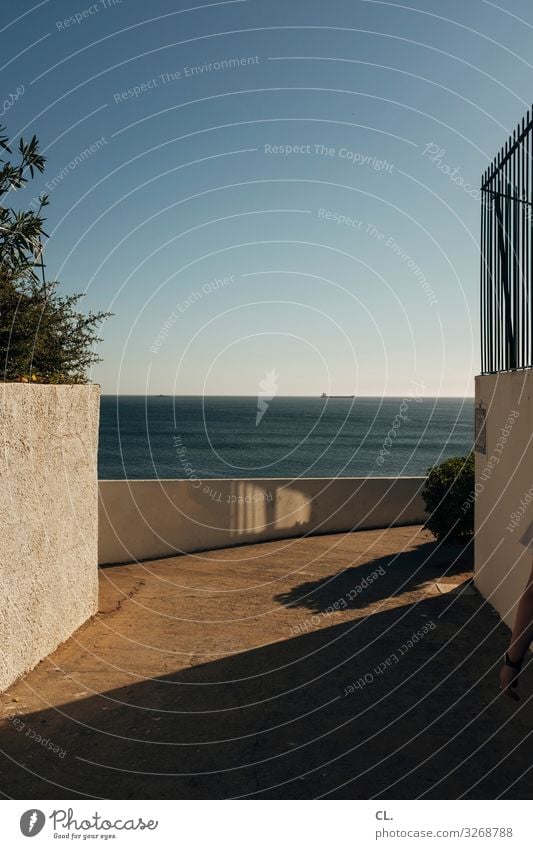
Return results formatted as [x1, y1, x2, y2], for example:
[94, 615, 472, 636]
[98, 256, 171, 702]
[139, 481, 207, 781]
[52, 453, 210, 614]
[500, 561, 533, 699]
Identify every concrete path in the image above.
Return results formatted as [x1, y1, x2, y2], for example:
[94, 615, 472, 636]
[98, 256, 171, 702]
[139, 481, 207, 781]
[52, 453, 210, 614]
[1, 525, 531, 799]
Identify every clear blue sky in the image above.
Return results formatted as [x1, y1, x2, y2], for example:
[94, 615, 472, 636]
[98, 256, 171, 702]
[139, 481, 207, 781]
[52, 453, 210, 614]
[3, 0, 533, 395]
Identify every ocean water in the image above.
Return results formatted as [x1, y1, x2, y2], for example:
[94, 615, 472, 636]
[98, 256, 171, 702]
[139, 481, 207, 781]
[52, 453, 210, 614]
[98, 395, 474, 480]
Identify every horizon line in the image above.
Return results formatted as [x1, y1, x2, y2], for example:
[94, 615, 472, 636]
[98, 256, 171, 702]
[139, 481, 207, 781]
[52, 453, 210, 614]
[100, 393, 475, 399]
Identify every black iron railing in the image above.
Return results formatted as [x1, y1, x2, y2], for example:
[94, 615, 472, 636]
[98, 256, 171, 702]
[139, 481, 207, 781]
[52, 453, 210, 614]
[481, 109, 533, 374]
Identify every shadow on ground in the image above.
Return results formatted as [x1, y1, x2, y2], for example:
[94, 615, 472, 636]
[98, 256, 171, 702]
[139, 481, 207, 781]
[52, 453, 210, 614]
[1, 600, 530, 800]
[274, 538, 473, 613]
[0, 533, 531, 800]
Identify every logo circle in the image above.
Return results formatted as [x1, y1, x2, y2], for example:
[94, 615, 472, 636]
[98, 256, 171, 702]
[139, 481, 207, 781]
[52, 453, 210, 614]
[20, 810, 46, 837]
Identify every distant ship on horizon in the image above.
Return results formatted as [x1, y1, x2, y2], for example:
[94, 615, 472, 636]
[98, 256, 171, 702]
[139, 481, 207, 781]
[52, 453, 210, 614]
[321, 393, 356, 398]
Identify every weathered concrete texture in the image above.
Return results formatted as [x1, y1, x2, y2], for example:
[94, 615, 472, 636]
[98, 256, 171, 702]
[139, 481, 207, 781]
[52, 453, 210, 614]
[1, 526, 531, 800]
[99, 476, 427, 564]
[0, 384, 100, 691]
[475, 370, 533, 628]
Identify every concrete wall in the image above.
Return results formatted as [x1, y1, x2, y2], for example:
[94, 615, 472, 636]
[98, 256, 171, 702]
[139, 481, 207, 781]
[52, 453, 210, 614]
[0, 384, 100, 692]
[474, 369, 533, 629]
[98, 476, 426, 565]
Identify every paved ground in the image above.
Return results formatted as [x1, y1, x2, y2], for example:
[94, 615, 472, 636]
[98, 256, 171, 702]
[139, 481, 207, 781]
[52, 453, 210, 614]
[1, 525, 532, 799]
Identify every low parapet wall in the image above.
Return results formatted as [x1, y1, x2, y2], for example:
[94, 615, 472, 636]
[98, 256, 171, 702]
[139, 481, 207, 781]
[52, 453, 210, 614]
[98, 476, 427, 564]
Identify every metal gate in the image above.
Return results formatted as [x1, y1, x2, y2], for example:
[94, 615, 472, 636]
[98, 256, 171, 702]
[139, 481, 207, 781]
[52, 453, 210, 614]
[481, 109, 533, 374]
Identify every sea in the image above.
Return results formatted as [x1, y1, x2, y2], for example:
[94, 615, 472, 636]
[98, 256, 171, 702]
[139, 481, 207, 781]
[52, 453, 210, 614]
[98, 395, 474, 480]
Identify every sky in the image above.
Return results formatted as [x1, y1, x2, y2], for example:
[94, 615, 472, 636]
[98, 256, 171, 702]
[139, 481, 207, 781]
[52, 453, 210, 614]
[3, 0, 533, 396]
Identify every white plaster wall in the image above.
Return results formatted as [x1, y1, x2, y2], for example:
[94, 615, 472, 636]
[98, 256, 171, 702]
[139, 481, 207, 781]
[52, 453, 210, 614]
[98, 476, 426, 564]
[0, 384, 100, 692]
[475, 369, 533, 629]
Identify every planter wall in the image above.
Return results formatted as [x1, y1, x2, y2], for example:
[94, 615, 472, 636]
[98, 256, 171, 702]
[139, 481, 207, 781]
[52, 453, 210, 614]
[0, 384, 100, 691]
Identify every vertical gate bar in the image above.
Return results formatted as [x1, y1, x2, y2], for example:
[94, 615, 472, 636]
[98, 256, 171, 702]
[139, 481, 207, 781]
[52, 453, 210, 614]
[506, 142, 514, 369]
[481, 176, 486, 374]
[492, 154, 501, 371]
[524, 114, 529, 368]
[520, 118, 525, 368]
[498, 143, 509, 371]
[524, 108, 533, 366]
[484, 175, 488, 374]
[490, 176, 494, 374]
[517, 127, 521, 367]
[509, 130, 520, 368]
[496, 179, 514, 370]
[523, 116, 528, 367]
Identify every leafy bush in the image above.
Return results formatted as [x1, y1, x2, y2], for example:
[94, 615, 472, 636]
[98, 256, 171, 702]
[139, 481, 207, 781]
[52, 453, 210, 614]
[422, 453, 475, 543]
[0, 124, 110, 383]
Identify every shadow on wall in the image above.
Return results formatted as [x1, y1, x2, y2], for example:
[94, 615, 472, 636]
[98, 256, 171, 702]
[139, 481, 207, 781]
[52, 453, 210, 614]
[216, 478, 418, 538]
[224, 479, 312, 537]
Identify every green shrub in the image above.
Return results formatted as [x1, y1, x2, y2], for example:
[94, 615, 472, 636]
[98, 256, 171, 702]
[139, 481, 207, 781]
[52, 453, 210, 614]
[422, 453, 475, 543]
[0, 123, 110, 383]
